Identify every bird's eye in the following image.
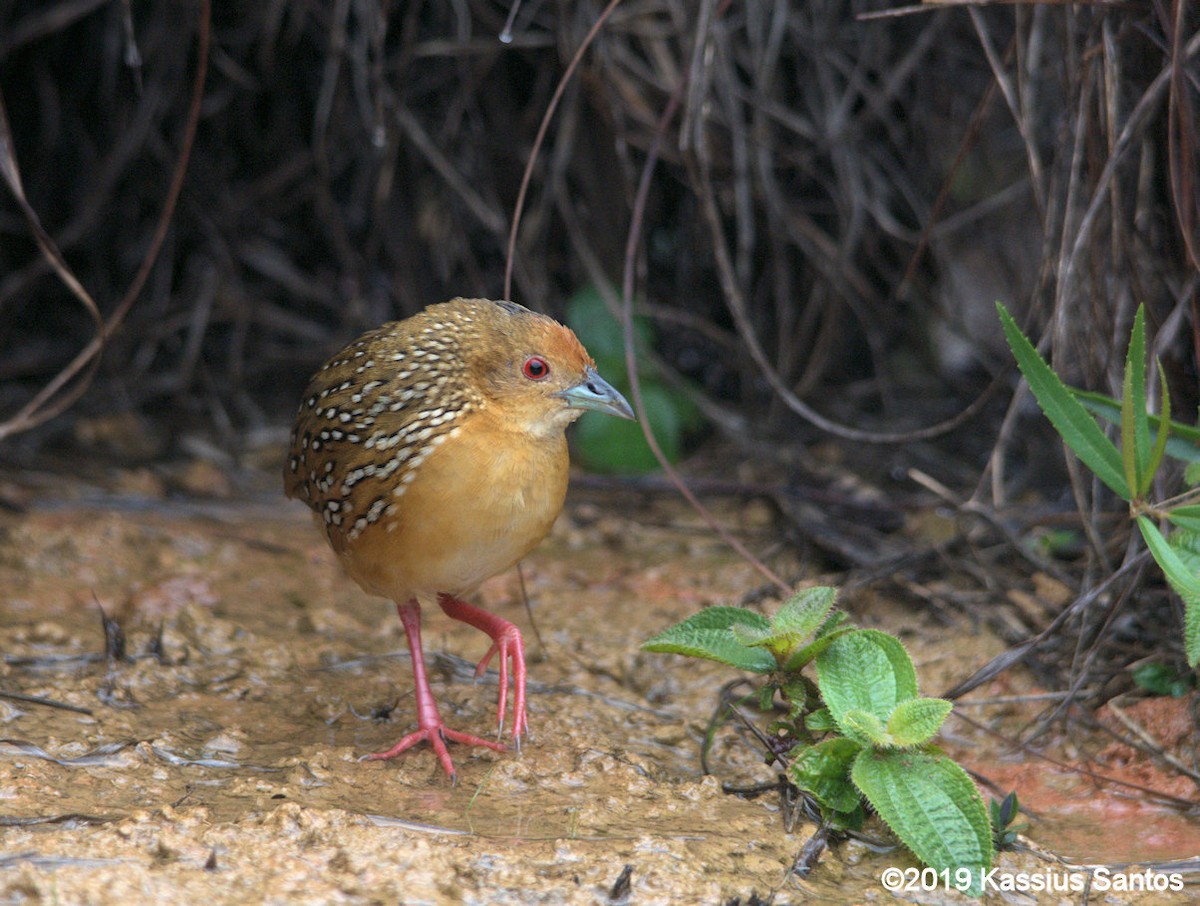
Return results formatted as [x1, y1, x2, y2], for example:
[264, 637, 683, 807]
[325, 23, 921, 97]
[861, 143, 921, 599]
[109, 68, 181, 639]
[522, 356, 550, 380]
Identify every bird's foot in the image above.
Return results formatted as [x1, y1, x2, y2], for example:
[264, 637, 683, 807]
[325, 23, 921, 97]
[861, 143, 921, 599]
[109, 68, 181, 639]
[475, 626, 528, 745]
[362, 725, 505, 782]
[438, 594, 529, 745]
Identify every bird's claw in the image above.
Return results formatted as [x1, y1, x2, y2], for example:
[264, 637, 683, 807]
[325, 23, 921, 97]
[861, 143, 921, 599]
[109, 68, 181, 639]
[475, 625, 528, 744]
[363, 725, 506, 781]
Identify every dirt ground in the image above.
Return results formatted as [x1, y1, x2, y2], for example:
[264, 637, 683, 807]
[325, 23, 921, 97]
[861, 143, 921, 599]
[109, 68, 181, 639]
[0, 460, 1197, 904]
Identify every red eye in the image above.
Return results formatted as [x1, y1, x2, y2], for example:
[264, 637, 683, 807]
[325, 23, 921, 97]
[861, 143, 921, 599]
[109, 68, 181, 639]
[522, 356, 550, 380]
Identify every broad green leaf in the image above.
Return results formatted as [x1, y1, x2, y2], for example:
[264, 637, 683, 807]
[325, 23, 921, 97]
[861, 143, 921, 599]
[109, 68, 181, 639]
[645, 605, 771, 635]
[852, 748, 993, 896]
[1075, 389, 1200, 464]
[773, 587, 838, 639]
[887, 698, 954, 747]
[566, 283, 656, 364]
[816, 630, 919, 733]
[730, 587, 841, 661]
[642, 606, 776, 673]
[997, 302, 1129, 500]
[640, 628, 776, 672]
[1136, 516, 1200, 667]
[789, 738, 862, 813]
[841, 708, 891, 747]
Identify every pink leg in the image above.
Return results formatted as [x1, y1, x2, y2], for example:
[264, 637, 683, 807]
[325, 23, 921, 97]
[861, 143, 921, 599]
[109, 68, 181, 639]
[438, 593, 528, 744]
[363, 599, 505, 781]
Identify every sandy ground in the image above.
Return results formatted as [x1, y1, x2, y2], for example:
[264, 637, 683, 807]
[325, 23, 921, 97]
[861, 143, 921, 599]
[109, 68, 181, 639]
[0, 474, 1196, 904]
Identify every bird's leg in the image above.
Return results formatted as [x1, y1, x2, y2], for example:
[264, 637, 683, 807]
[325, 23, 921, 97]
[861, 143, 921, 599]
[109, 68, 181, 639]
[437, 593, 528, 744]
[363, 598, 505, 781]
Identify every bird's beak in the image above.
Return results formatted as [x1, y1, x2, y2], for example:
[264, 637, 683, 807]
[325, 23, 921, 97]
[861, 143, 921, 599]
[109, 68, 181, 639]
[556, 366, 636, 420]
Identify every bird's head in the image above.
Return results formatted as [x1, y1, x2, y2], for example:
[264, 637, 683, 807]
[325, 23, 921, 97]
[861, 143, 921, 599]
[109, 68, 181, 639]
[463, 299, 635, 438]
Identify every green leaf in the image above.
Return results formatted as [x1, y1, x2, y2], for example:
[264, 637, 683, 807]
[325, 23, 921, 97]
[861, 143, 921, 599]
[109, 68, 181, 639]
[841, 709, 891, 747]
[997, 302, 1130, 500]
[789, 738, 863, 814]
[773, 587, 838, 638]
[1136, 516, 1200, 667]
[852, 748, 993, 896]
[1148, 360, 1171, 486]
[1165, 506, 1200, 534]
[565, 284, 656, 365]
[887, 698, 954, 748]
[1132, 663, 1197, 697]
[642, 607, 776, 673]
[1121, 305, 1149, 496]
[781, 627, 853, 673]
[1075, 389, 1200, 464]
[816, 630, 919, 734]
[727, 586, 841, 662]
[805, 708, 837, 733]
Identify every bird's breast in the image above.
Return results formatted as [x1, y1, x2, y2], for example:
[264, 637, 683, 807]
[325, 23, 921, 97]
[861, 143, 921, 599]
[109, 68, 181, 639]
[336, 409, 571, 601]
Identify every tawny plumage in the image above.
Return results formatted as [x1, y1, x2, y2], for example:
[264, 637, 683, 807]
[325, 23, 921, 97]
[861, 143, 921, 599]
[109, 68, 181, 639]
[284, 298, 634, 779]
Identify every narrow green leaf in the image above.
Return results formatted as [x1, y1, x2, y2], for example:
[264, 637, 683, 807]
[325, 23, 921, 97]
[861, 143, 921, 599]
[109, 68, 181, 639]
[886, 698, 954, 748]
[996, 303, 1130, 499]
[1074, 389, 1200, 464]
[1148, 360, 1171, 483]
[816, 630, 919, 733]
[1123, 305, 1150, 495]
[1121, 358, 1140, 496]
[1137, 516, 1200, 667]
[789, 738, 863, 813]
[852, 748, 992, 896]
[1165, 506, 1200, 534]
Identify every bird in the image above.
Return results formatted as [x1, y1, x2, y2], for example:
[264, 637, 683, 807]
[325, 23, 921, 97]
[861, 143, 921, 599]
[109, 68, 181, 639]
[284, 297, 635, 779]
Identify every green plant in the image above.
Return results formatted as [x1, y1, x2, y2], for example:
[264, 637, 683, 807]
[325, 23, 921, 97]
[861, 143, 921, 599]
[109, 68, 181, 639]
[997, 302, 1200, 667]
[643, 588, 993, 896]
[566, 284, 703, 473]
[989, 791, 1026, 850]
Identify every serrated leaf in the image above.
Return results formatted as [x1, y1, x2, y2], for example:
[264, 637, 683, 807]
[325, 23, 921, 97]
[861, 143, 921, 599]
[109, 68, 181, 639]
[642, 630, 776, 673]
[789, 738, 863, 813]
[816, 630, 919, 734]
[841, 708, 891, 747]
[642, 606, 776, 672]
[781, 627, 852, 672]
[1136, 516, 1200, 667]
[887, 698, 953, 747]
[647, 605, 771, 635]
[852, 748, 992, 896]
[773, 587, 838, 638]
[730, 622, 772, 647]
[1075, 389, 1200, 464]
[997, 302, 1129, 500]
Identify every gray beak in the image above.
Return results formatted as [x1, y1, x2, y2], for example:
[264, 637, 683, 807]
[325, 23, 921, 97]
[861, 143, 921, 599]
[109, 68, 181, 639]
[556, 366, 636, 420]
